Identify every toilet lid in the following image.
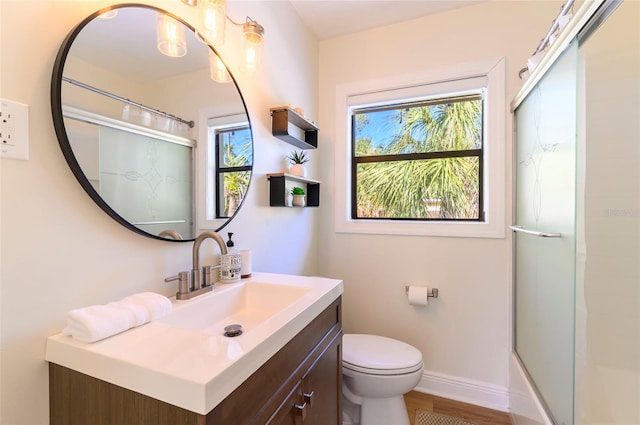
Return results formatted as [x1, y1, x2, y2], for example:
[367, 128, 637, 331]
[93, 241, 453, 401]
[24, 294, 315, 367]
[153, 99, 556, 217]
[342, 334, 423, 375]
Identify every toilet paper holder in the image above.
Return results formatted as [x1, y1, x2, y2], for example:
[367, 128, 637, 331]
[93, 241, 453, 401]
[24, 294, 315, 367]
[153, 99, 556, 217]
[404, 286, 439, 298]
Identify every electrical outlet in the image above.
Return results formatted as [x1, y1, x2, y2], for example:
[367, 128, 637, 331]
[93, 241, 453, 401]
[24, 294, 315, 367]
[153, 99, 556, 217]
[0, 98, 29, 161]
[0, 126, 13, 144]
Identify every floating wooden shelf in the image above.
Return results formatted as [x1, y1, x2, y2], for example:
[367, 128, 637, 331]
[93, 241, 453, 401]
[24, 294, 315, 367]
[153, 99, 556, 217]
[270, 106, 319, 149]
[267, 173, 321, 207]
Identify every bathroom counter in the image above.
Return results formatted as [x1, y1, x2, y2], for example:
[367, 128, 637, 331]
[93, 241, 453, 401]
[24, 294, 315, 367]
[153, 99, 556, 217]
[45, 272, 343, 415]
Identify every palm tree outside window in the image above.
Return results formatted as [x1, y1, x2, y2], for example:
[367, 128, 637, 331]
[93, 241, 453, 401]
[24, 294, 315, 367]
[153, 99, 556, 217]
[215, 126, 253, 218]
[351, 93, 484, 221]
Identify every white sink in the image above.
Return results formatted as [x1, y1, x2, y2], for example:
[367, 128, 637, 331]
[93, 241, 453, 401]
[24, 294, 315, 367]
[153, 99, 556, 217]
[157, 281, 312, 336]
[45, 272, 343, 415]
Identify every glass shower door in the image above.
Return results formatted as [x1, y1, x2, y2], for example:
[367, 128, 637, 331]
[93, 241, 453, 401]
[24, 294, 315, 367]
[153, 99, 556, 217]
[99, 126, 194, 238]
[513, 38, 578, 425]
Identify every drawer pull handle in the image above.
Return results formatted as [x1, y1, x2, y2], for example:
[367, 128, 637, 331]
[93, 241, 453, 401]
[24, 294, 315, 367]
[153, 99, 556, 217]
[295, 402, 307, 424]
[303, 391, 314, 407]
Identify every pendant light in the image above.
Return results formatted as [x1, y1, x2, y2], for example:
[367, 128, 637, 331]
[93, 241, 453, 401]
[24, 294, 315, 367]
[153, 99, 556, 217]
[196, 0, 226, 46]
[179, 0, 266, 72]
[241, 18, 264, 72]
[157, 13, 187, 58]
[209, 50, 232, 83]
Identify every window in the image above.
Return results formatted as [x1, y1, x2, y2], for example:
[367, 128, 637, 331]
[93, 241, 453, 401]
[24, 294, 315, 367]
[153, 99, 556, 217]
[197, 112, 253, 230]
[334, 57, 506, 238]
[214, 126, 252, 218]
[352, 94, 484, 221]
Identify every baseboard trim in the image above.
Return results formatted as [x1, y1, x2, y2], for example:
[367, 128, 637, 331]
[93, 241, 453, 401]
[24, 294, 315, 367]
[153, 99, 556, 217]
[413, 369, 509, 412]
[508, 353, 553, 425]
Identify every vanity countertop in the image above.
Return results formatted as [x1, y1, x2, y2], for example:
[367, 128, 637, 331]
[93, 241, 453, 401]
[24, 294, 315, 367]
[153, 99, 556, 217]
[45, 272, 343, 415]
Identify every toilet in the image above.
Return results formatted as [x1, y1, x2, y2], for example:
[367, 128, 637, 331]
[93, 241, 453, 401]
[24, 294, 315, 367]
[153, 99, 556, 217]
[342, 334, 423, 425]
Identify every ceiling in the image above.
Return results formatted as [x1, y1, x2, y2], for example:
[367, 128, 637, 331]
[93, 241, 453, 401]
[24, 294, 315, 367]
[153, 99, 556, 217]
[288, 0, 488, 40]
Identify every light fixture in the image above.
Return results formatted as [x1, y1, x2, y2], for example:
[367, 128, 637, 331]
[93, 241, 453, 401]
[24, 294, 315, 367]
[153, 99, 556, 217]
[157, 12, 187, 58]
[241, 17, 264, 72]
[196, 0, 227, 46]
[180, 0, 265, 72]
[209, 50, 232, 83]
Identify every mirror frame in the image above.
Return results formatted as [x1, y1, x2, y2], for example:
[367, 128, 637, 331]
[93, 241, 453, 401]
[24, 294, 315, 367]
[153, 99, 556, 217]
[50, 3, 254, 242]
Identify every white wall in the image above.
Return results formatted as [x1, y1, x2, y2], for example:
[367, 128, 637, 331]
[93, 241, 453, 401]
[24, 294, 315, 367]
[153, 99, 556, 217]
[317, 0, 563, 409]
[0, 1, 319, 423]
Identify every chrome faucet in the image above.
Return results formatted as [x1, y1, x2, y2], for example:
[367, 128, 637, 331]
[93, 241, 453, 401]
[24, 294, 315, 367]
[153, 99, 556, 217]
[164, 231, 228, 300]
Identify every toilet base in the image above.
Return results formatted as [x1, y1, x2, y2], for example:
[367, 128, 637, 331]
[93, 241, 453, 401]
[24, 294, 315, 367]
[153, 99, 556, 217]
[342, 392, 361, 424]
[361, 395, 410, 425]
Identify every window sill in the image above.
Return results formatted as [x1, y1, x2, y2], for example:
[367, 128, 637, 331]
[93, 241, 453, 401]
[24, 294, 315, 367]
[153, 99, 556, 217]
[335, 218, 505, 238]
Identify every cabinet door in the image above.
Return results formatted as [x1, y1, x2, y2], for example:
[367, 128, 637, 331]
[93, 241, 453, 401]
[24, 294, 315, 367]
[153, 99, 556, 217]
[267, 332, 342, 425]
[302, 332, 342, 425]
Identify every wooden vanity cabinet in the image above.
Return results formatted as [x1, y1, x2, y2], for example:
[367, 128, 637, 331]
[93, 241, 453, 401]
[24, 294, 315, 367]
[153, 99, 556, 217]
[49, 297, 342, 425]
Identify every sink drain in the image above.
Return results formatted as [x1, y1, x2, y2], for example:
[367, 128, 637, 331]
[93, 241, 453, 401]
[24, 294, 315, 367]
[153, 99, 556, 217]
[223, 324, 243, 337]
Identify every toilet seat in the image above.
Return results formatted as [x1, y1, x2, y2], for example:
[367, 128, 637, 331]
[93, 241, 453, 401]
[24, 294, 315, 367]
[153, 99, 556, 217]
[342, 334, 423, 376]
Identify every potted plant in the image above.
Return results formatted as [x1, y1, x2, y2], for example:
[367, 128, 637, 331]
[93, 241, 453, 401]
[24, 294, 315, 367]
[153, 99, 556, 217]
[291, 186, 306, 207]
[286, 150, 309, 177]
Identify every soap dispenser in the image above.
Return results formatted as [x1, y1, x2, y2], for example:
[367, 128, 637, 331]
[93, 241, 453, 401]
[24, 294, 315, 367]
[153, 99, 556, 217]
[226, 233, 238, 253]
[228, 233, 252, 279]
[219, 233, 241, 282]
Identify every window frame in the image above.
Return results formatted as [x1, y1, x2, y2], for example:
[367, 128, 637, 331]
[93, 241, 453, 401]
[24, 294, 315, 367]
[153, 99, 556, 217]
[214, 125, 253, 219]
[334, 57, 506, 238]
[196, 111, 250, 231]
[350, 93, 485, 222]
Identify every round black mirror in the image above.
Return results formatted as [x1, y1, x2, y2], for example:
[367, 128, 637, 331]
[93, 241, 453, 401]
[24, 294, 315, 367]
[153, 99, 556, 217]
[51, 4, 253, 242]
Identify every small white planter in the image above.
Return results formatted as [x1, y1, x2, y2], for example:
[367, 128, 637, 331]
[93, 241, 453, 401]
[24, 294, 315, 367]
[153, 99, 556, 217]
[292, 195, 306, 207]
[289, 164, 307, 177]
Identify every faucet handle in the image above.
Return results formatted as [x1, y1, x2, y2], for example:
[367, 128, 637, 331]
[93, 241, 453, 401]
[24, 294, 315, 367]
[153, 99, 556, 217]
[165, 271, 190, 295]
[202, 265, 221, 287]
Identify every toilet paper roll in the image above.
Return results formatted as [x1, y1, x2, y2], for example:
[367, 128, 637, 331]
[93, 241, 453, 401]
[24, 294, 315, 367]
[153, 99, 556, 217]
[407, 286, 429, 306]
[240, 249, 252, 278]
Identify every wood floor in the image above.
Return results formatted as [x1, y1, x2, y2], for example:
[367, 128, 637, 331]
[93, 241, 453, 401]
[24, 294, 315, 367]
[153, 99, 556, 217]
[403, 391, 512, 425]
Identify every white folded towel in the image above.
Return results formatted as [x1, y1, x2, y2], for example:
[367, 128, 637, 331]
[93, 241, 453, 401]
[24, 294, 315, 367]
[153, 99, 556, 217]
[62, 292, 172, 343]
[122, 292, 172, 321]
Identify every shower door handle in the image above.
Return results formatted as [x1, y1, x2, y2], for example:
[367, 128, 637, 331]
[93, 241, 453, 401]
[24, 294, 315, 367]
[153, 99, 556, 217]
[510, 225, 562, 238]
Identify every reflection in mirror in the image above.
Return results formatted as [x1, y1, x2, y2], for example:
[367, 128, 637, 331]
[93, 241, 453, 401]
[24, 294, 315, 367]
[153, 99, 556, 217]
[51, 5, 253, 242]
[205, 114, 253, 221]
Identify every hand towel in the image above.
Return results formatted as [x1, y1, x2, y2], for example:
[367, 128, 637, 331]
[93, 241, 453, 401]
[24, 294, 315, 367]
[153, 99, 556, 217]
[122, 292, 172, 320]
[114, 299, 149, 327]
[63, 304, 133, 343]
[62, 292, 172, 343]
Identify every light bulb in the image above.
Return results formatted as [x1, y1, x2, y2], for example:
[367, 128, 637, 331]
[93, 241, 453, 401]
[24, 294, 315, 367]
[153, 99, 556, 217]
[209, 50, 232, 83]
[197, 0, 226, 46]
[157, 13, 187, 58]
[242, 19, 264, 72]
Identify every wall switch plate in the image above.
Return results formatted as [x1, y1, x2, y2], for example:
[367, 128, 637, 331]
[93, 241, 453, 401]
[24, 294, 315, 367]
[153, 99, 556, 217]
[0, 98, 29, 161]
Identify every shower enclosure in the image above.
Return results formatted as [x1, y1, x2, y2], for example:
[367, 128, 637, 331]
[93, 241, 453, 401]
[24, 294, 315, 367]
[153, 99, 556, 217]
[512, 0, 639, 424]
[64, 110, 195, 239]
